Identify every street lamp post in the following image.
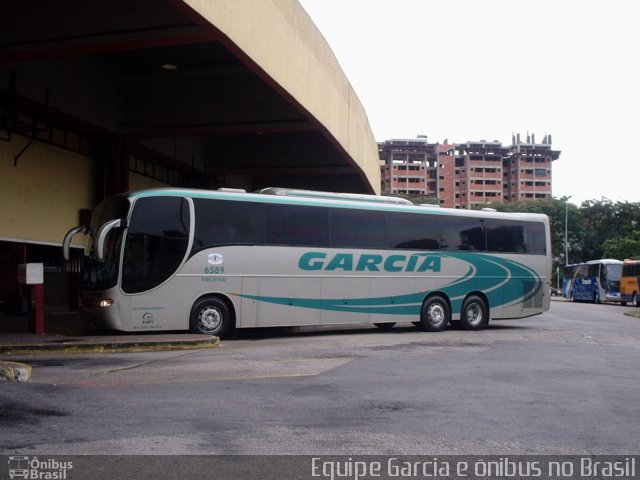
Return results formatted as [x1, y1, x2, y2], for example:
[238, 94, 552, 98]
[565, 196, 572, 265]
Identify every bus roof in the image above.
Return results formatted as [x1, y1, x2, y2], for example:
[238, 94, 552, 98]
[256, 187, 413, 206]
[125, 187, 549, 223]
[585, 259, 623, 265]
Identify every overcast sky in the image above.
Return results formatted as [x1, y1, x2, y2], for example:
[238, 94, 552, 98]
[298, 0, 640, 205]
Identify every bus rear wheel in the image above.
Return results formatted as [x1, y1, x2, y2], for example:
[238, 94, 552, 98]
[418, 295, 449, 332]
[190, 297, 232, 337]
[461, 295, 488, 331]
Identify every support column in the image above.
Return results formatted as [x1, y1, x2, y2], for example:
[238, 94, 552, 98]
[98, 135, 129, 199]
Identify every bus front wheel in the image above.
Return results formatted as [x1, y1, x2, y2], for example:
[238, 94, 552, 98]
[419, 295, 450, 332]
[190, 297, 232, 337]
[461, 295, 488, 331]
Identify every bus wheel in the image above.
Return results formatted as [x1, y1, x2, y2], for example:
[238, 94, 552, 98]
[190, 297, 231, 337]
[593, 291, 601, 304]
[374, 322, 396, 330]
[419, 295, 449, 332]
[461, 295, 488, 331]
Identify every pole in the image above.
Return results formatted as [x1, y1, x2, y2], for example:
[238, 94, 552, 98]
[564, 196, 572, 265]
[33, 284, 45, 335]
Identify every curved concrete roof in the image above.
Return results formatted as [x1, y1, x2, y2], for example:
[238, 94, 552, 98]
[183, 0, 381, 192]
[0, 0, 380, 194]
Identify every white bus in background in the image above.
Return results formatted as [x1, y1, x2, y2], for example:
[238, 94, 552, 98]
[63, 187, 551, 338]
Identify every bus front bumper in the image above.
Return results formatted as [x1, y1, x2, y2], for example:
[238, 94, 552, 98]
[80, 296, 124, 331]
[604, 291, 622, 303]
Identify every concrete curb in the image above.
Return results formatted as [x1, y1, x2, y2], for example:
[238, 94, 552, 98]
[0, 336, 220, 356]
[0, 361, 33, 382]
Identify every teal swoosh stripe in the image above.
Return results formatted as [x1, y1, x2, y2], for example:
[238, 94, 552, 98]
[237, 252, 543, 316]
[441, 253, 542, 311]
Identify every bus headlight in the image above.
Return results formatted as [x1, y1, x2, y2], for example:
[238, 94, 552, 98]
[98, 299, 114, 308]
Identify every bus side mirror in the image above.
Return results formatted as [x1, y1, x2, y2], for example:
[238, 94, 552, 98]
[95, 219, 126, 262]
[63, 225, 89, 261]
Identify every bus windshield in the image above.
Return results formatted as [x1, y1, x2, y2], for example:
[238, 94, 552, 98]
[121, 196, 191, 294]
[605, 263, 622, 290]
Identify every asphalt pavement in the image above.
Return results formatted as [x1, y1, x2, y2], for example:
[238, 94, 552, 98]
[0, 312, 219, 382]
[0, 297, 609, 383]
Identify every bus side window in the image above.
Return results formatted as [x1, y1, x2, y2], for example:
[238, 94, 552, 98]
[331, 208, 386, 249]
[486, 221, 526, 253]
[588, 264, 600, 283]
[440, 217, 486, 251]
[386, 212, 440, 250]
[192, 198, 266, 251]
[267, 204, 330, 247]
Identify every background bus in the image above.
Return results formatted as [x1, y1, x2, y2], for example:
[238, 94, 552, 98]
[562, 263, 579, 299]
[64, 188, 551, 338]
[620, 259, 640, 307]
[570, 259, 623, 304]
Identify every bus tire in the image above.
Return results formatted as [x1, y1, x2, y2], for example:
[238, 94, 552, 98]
[419, 295, 449, 332]
[374, 322, 396, 330]
[190, 296, 232, 337]
[461, 295, 488, 331]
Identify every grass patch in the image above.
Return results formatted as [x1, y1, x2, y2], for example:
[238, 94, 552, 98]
[624, 310, 640, 318]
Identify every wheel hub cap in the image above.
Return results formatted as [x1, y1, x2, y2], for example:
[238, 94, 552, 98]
[200, 307, 221, 331]
[466, 304, 482, 324]
[429, 305, 445, 324]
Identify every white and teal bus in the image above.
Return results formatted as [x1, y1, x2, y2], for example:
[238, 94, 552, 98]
[63, 187, 551, 338]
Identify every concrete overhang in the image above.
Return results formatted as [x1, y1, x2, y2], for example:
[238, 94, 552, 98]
[0, 0, 380, 194]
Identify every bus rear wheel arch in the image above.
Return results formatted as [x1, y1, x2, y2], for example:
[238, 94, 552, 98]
[418, 294, 450, 332]
[460, 294, 489, 331]
[189, 295, 234, 338]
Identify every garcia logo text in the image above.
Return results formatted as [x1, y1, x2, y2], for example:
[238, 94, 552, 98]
[299, 252, 441, 272]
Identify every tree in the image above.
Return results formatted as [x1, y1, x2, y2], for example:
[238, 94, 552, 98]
[578, 199, 640, 261]
[391, 193, 439, 205]
[602, 237, 640, 260]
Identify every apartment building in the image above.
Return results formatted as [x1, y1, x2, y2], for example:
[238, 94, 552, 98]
[379, 137, 438, 196]
[503, 133, 560, 202]
[379, 134, 560, 208]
